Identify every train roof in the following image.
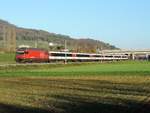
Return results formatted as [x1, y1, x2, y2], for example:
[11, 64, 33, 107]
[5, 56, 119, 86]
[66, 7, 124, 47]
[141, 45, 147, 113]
[17, 48, 47, 51]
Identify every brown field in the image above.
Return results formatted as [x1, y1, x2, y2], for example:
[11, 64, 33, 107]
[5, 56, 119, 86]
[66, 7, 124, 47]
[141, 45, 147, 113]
[0, 75, 150, 113]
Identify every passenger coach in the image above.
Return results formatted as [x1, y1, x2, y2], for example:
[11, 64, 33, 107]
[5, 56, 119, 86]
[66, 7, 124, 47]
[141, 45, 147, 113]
[49, 51, 128, 62]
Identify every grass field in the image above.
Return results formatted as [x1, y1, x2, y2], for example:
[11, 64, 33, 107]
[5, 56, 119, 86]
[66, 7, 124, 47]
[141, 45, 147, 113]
[0, 53, 15, 64]
[0, 61, 150, 77]
[0, 61, 150, 113]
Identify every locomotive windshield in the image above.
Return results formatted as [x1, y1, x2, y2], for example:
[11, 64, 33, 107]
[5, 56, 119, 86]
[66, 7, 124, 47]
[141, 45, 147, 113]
[16, 51, 25, 55]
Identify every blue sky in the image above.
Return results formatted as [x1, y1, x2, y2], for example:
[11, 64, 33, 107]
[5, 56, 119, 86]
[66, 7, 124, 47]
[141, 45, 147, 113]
[0, 0, 150, 49]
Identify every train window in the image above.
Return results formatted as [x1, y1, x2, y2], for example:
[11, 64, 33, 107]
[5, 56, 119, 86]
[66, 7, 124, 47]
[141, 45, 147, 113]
[93, 55, 97, 57]
[67, 54, 72, 57]
[105, 56, 111, 57]
[76, 54, 90, 57]
[114, 56, 121, 58]
[16, 51, 25, 55]
[122, 56, 127, 58]
[51, 53, 65, 57]
[51, 53, 72, 57]
[93, 55, 103, 57]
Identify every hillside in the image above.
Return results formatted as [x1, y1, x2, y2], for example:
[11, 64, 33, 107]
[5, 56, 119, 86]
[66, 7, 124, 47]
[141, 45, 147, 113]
[0, 19, 118, 52]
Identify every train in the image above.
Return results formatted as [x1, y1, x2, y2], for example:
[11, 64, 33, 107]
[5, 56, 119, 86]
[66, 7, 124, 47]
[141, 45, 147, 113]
[16, 48, 49, 63]
[15, 48, 128, 63]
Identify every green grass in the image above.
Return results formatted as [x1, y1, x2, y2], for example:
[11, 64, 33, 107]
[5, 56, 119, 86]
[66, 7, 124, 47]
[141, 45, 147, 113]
[0, 61, 150, 77]
[0, 53, 15, 64]
[0, 61, 150, 113]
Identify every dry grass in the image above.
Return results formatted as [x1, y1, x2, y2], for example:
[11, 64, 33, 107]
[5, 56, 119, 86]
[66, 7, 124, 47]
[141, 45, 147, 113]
[0, 76, 150, 113]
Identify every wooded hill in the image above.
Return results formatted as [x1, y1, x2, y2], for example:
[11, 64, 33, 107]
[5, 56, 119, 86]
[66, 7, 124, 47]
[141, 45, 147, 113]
[0, 19, 118, 52]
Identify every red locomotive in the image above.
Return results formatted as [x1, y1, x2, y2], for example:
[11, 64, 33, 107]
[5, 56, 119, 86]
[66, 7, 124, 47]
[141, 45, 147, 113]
[16, 48, 49, 63]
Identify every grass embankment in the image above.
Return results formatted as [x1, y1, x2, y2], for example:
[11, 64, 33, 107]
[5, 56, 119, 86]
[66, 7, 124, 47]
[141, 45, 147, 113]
[0, 61, 150, 113]
[0, 61, 150, 77]
[0, 53, 15, 64]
